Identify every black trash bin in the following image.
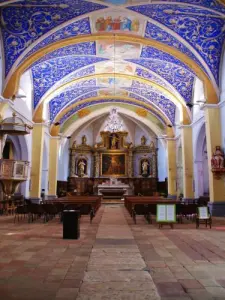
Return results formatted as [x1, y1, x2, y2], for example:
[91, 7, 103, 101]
[63, 210, 80, 239]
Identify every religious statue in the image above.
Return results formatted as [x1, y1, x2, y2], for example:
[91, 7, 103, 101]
[72, 140, 77, 149]
[78, 160, 86, 177]
[128, 142, 133, 149]
[82, 135, 87, 145]
[141, 135, 146, 146]
[111, 134, 119, 149]
[142, 159, 149, 175]
[211, 146, 225, 169]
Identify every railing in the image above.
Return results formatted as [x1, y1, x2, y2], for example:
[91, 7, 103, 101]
[0, 159, 29, 180]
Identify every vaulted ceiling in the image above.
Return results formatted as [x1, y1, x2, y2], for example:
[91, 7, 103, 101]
[0, 0, 224, 134]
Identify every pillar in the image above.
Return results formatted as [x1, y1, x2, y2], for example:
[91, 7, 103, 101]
[204, 106, 225, 216]
[48, 136, 60, 198]
[69, 150, 75, 177]
[180, 126, 194, 201]
[166, 138, 177, 198]
[127, 150, 133, 178]
[94, 152, 100, 177]
[30, 123, 45, 201]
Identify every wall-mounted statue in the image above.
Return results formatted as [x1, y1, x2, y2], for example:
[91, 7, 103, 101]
[110, 133, 119, 149]
[72, 140, 77, 149]
[82, 135, 87, 145]
[78, 159, 86, 177]
[140, 158, 150, 177]
[141, 135, 146, 146]
[211, 146, 225, 169]
[142, 159, 149, 175]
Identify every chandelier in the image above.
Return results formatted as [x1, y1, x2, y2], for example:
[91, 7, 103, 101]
[104, 108, 124, 132]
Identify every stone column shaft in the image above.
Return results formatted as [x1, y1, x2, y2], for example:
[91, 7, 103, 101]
[181, 126, 194, 200]
[48, 136, 60, 197]
[30, 124, 45, 200]
[167, 139, 177, 198]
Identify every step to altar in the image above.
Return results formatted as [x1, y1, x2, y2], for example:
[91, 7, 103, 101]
[102, 199, 124, 204]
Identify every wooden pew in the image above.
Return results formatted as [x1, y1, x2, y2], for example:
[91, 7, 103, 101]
[44, 196, 101, 223]
[124, 196, 179, 224]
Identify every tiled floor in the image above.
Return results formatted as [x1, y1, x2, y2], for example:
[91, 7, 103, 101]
[1, 205, 225, 299]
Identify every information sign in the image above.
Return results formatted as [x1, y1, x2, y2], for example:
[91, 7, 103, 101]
[156, 204, 176, 223]
[198, 207, 209, 219]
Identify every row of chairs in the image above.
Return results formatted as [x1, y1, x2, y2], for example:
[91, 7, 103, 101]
[14, 203, 63, 223]
[14, 202, 96, 223]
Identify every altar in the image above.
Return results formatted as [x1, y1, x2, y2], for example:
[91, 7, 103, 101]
[97, 178, 132, 199]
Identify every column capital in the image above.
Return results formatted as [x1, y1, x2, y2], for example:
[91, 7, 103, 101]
[49, 135, 61, 140]
[202, 104, 219, 110]
[33, 122, 49, 128]
[179, 124, 192, 129]
[166, 137, 176, 141]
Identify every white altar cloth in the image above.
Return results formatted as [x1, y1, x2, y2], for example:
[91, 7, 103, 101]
[97, 184, 132, 196]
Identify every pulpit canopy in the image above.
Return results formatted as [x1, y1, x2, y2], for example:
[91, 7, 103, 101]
[0, 113, 33, 135]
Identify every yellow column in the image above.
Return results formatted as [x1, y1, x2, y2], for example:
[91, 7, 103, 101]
[204, 106, 225, 203]
[30, 123, 45, 199]
[180, 126, 194, 200]
[48, 136, 60, 197]
[167, 139, 177, 198]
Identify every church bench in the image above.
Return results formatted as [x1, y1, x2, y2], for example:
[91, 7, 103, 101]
[124, 196, 176, 214]
[124, 196, 179, 224]
[45, 196, 101, 223]
[131, 204, 150, 224]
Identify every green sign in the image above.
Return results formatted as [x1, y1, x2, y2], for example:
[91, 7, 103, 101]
[156, 204, 176, 223]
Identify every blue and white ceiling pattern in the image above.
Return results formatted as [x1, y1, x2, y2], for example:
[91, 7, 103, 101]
[58, 96, 168, 127]
[48, 78, 176, 124]
[0, 0, 224, 126]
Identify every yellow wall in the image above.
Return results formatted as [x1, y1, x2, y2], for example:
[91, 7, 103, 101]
[205, 106, 225, 202]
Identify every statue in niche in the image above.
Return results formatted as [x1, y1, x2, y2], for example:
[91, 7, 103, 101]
[72, 140, 77, 149]
[82, 135, 87, 145]
[128, 142, 133, 149]
[211, 146, 224, 169]
[111, 134, 119, 149]
[78, 160, 86, 177]
[141, 135, 146, 146]
[141, 159, 150, 177]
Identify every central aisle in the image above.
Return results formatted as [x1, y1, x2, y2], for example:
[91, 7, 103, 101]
[77, 205, 160, 300]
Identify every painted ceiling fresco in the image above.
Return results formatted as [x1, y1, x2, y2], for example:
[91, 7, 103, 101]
[0, 0, 224, 127]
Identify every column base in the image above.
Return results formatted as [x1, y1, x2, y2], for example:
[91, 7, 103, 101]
[208, 202, 225, 217]
[167, 194, 177, 200]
